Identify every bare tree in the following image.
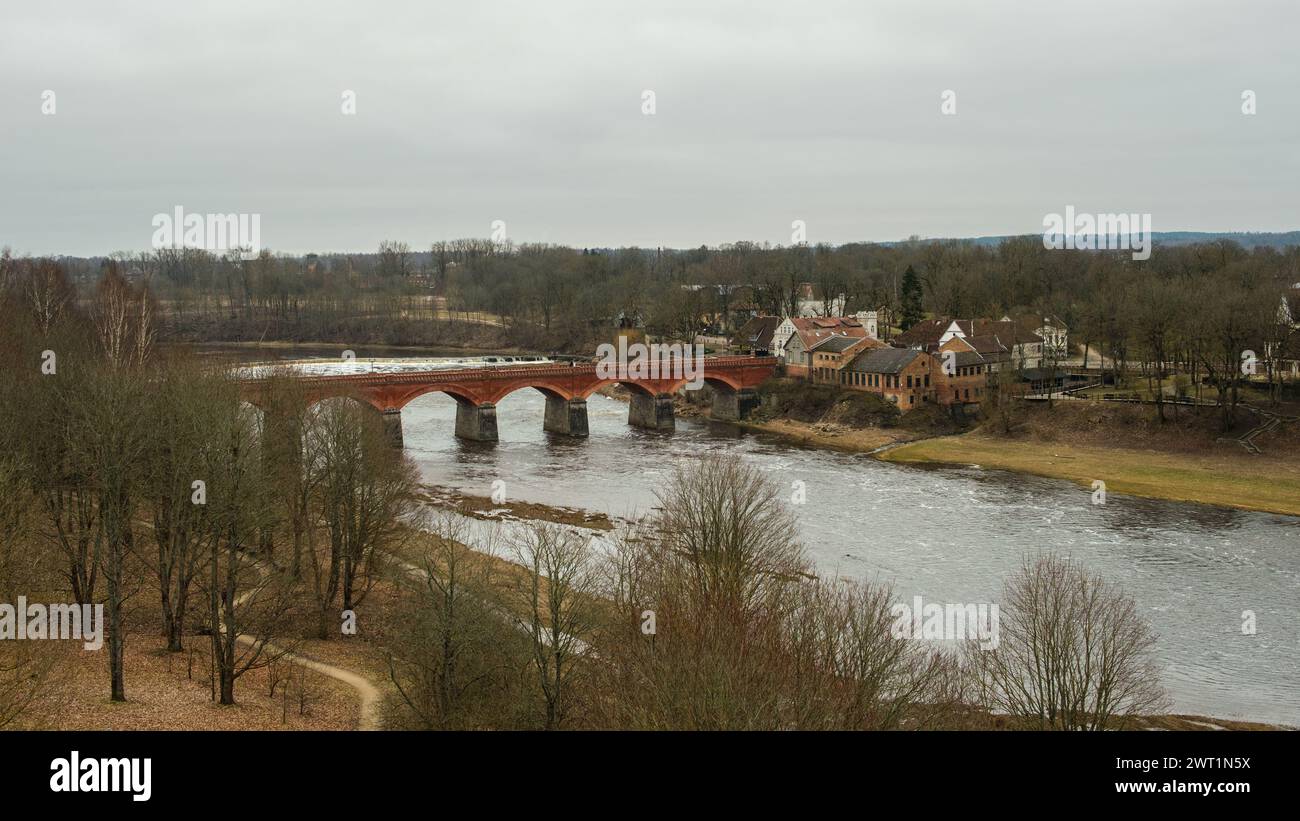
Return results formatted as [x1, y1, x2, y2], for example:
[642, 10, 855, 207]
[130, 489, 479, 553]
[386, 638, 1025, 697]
[68, 365, 150, 701]
[377, 240, 411, 278]
[653, 454, 806, 613]
[22, 259, 77, 336]
[592, 458, 969, 730]
[141, 358, 227, 651]
[969, 554, 1171, 730]
[308, 399, 419, 637]
[514, 523, 598, 729]
[0, 435, 62, 727]
[386, 512, 527, 729]
[259, 370, 322, 579]
[91, 262, 156, 369]
[199, 391, 295, 705]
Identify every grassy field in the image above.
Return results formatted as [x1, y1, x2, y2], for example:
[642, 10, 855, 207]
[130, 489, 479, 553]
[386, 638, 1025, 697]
[880, 433, 1300, 517]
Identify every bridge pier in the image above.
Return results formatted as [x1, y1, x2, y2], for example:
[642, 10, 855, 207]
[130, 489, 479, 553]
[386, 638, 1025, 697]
[544, 396, 589, 437]
[628, 391, 675, 432]
[710, 386, 760, 422]
[381, 408, 403, 447]
[455, 402, 498, 442]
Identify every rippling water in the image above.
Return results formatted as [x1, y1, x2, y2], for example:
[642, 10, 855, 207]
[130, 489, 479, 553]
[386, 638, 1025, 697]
[396, 388, 1300, 725]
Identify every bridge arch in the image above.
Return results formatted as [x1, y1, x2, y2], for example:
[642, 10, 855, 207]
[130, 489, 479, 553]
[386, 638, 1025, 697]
[702, 374, 742, 393]
[477, 381, 579, 406]
[378, 384, 483, 410]
[580, 379, 680, 400]
[576, 374, 741, 400]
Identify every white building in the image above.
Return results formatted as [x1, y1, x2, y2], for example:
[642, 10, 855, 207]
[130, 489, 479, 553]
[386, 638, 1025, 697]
[772, 316, 798, 359]
[1002, 314, 1068, 359]
[772, 309, 877, 360]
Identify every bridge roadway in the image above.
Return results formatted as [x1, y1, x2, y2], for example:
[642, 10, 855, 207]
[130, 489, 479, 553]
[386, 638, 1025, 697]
[238, 355, 777, 445]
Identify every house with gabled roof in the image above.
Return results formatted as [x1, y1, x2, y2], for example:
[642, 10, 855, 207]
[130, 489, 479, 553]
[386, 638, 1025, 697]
[730, 316, 782, 355]
[808, 333, 885, 384]
[842, 347, 935, 411]
[781, 317, 870, 377]
[1002, 313, 1069, 359]
[893, 317, 1043, 370]
[1268, 287, 1300, 378]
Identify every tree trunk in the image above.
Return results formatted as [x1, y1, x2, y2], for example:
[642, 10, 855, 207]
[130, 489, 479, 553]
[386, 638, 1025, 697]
[107, 559, 125, 702]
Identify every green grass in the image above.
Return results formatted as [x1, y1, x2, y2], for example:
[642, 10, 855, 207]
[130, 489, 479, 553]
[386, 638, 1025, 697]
[880, 435, 1300, 516]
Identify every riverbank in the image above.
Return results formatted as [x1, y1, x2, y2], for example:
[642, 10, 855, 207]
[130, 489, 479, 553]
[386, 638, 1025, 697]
[729, 417, 914, 453]
[656, 385, 1300, 519]
[880, 434, 1300, 517]
[739, 414, 1300, 518]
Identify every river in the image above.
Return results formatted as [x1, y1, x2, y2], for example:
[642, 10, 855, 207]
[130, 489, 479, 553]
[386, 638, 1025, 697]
[219, 345, 1300, 725]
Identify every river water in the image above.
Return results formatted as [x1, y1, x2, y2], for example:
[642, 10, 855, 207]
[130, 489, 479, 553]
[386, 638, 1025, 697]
[220, 346, 1300, 724]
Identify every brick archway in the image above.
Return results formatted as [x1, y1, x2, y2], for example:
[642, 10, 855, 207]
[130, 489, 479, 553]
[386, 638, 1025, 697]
[241, 356, 777, 444]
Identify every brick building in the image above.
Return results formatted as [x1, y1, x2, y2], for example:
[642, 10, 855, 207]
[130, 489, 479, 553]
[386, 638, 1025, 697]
[782, 317, 869, 377]
[842, 348, 935, 411]
[934, 337, 989, 406]
[809, 334, 883, 384]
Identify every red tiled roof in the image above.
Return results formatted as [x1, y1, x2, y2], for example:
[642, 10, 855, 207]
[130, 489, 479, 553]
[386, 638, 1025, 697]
[790, 316, 869, 350]
[895, 317, 1041, 351]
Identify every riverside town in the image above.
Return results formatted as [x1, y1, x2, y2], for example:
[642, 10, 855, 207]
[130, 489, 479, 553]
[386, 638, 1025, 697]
[0, 0, 1290, 808]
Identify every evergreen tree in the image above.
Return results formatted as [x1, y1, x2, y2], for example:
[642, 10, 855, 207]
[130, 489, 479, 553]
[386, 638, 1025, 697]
[900, 264, 924, 330]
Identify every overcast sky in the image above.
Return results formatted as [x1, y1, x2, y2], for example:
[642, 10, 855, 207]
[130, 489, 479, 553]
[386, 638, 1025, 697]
[1, 0, 1297, 256]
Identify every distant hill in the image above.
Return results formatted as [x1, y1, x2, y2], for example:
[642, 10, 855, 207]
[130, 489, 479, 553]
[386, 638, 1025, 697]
[895, 231, 1300, 250]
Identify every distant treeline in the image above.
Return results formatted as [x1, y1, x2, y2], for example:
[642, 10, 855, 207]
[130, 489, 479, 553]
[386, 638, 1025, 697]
[3, 239, 1298, 390]
[909, 231, 1300, 250]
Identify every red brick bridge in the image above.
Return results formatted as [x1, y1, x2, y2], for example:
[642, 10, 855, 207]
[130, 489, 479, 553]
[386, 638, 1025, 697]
[240, 355, 776, 444]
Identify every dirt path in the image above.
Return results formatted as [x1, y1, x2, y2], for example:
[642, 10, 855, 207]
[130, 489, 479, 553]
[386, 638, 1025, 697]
[134, 516, 384, 729]
[231, 567, 383, 730]
[230, 633, 382, 730]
